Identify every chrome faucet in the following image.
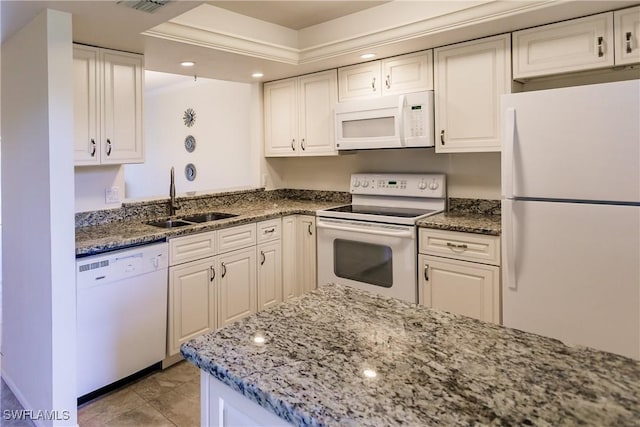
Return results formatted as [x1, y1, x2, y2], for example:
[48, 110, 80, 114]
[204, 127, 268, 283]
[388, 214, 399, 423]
[169, 167, 181, 216]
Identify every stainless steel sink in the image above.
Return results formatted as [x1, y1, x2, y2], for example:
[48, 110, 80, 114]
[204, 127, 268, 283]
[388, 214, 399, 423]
[180, 212, 238, 223]
[145, 219, 193, 229]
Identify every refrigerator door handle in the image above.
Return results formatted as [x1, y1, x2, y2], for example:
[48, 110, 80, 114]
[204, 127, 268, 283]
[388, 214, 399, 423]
[502, 108, 516, 199]
[503, 199, 517, 290]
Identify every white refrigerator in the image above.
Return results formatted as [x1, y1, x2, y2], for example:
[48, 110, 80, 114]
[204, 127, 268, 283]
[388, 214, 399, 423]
[501, 80, 640, 360]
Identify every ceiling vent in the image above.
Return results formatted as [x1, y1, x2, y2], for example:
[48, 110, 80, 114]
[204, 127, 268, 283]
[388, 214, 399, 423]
[116, 0, 170, 13]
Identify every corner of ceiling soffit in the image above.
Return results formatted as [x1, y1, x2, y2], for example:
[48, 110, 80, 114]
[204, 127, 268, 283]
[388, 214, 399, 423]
[141, 1, 561, 67]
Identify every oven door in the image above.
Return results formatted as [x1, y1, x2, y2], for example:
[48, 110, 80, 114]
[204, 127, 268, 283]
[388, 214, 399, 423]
[316, 217, 418, 303]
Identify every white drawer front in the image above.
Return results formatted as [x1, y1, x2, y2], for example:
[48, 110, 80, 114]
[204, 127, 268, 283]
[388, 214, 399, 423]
[257, 218, 282, 243]
[218, 223, 257, 253]
[169, 231, 217, 266]
[419, 229, 500, 266]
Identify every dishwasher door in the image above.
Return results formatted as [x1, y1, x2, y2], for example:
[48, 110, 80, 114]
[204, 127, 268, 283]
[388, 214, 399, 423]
[76, 242, 168, 398]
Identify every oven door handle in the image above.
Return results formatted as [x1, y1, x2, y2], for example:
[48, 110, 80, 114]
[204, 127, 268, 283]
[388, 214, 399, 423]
[316, 221, 414, 238]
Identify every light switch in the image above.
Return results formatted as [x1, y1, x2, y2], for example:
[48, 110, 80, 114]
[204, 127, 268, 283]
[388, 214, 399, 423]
[105, 186, 121, 204]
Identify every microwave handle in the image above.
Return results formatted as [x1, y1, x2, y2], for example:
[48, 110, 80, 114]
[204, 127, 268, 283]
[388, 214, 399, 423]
[398, 94, 406, 146]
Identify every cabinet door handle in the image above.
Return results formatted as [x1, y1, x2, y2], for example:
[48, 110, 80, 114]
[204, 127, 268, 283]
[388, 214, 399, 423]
[371, 77, 376, 91]
[260, 251, 266, 265]
[424, 265, 429, 281]
[90, 139, 96, 157]
[210, 266, 215, 282]
[447, 242, 468, 251]
[291, 139, 296, 151]
[308, 223, 313, 236]
[597, 36, 604, 57]
[626, 32, 633, 54]
[264, 228, 275, 234]
[106, 138, 112, 156]
[301, 138, 306, 151]
[385, 74, 390, 89]
[221, 262, 227, 278]
[440, 130, 445, 145]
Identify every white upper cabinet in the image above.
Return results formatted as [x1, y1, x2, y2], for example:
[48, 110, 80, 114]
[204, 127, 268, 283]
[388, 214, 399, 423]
[264, 70, 337, 157]
[73, 44, 144, 166]
[614, 6, 640, 65]
[338, 50, 433, 101]
[434, 34, 510, 153]
[513, 13, 615, 80]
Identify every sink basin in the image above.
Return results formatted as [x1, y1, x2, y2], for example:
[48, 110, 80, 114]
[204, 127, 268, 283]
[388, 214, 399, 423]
[180, 212, 238, 223]
[146, 219, 193, 229]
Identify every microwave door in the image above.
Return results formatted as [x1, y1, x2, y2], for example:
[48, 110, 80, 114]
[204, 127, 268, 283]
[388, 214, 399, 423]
[335, 105, 402, 150]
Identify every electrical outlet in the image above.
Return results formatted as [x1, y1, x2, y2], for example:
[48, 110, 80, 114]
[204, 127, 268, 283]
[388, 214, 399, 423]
[105, 186, 121, 204]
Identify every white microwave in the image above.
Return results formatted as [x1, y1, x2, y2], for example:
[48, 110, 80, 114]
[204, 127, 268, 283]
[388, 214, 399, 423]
[334, 91, 434, 150]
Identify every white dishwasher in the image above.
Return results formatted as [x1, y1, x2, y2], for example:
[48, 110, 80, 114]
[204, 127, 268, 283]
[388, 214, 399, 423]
[76, 242, 168, 400]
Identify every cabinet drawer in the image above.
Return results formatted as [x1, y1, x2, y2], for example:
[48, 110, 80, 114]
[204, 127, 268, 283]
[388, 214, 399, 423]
[419, 229, 500, 266]
[169, 231, 217, 266]
[257, 218, 281, 243]
[218, 223, 257, 253]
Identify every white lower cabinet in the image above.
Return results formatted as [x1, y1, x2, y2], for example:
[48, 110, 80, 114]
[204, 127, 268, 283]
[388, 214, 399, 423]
[418, 229, 501, 324]
[257, 240, 282, 310]
[218, 247, 257, 327]
[282, 215, 317, 300]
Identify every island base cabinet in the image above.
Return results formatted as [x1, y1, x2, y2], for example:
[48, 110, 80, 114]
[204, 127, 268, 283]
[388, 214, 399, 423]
[419, 254, 500, 324]
[202, 372, 291, 427]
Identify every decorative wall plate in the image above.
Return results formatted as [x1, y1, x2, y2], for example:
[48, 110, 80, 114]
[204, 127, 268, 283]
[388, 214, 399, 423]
[185, 163, 197, 181]
[184, 135, 196, 153]
[183, 108, 196, 127]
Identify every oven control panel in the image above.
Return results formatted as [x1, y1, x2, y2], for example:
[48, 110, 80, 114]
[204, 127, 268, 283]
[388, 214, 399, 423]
[350, 173, 446, 198]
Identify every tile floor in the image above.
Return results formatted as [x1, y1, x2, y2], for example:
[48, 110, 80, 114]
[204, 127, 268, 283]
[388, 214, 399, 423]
[0, 361, 200, 427]
[78, 361, 201, 427]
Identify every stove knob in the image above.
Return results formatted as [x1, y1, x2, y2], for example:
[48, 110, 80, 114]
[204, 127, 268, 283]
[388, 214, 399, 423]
[362, 181, 370, 188]
[429, 181, 439, 190]
[353, 179, 361, 188]
[418, 181, 427, 190]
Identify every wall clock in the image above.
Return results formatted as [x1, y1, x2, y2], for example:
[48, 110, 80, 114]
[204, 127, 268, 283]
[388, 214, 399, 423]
[183, 108, 196, 127]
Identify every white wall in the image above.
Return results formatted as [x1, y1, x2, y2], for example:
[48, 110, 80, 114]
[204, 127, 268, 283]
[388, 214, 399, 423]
[263, 150, 501, 199]
[124, 72, 256, 200]
[74, 165, 125, 212]
[1, 9, 77, 426]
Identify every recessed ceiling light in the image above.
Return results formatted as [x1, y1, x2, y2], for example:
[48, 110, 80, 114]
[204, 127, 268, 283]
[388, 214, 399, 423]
[252, 72, 264, 78]
[180, 61, 195, 67]
[360, 53, 376, 59]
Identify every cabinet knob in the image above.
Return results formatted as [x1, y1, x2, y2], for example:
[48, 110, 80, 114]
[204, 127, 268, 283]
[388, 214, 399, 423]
[307, 223, 313, 236]
[106, 138, 112, 156]
[301, 138, 306, 150]
[260, 251, 266, 265]
[371, 77, 376, 91]
[424, 265, 429, 281]
[440, 130, 446, 145]
[291, 139, 296, 151]
[90, 139, 96, 157]
[210, 266, 215, 282]
[221, 262, 227, 278]
[385, 74, 390, 89]
[626, 32, 633, 54]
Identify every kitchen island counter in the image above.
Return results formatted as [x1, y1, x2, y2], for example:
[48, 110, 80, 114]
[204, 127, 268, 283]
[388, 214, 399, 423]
[181, 283, 639, 427]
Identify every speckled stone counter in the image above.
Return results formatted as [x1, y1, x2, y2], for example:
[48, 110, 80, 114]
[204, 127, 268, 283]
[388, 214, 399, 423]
[75, 196, 346, 256]
[417, 212, 502, 236]
[181, 284, 640, 427]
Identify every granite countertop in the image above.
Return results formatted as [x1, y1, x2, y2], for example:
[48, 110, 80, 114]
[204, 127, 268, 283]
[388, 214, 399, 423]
[75, 198, 344, 256]
[417, 212, 502, 236]
[181, 284, 640, 427]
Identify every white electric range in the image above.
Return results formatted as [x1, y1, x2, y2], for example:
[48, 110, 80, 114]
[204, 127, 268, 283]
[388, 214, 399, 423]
[316, 173, 446, 303]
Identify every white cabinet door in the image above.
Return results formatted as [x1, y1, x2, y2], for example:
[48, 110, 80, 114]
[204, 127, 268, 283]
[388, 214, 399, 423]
[419, 254, 500, 324]
[513, 13, 614, 79]
[615, 6, 640, 65]
[101, 49, 144, 164]
[218, 247, 257, 327]
[382, 50, 433, 95]
[168, 257, 217, 356]
[298, 216, 317, 294]
[338, 61, 381, 101]
[281, 215, 299, 300]
[257, 240, 282, 311]
[264, 78, 298, 156]
[434, 34, 510, 153]
[73, 46, 100, 165]
[298, 70, 338, 156]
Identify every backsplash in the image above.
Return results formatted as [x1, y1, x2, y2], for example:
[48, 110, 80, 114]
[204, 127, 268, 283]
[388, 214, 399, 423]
[448, 198, 501, 215]
[75, 189, 351, 228]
